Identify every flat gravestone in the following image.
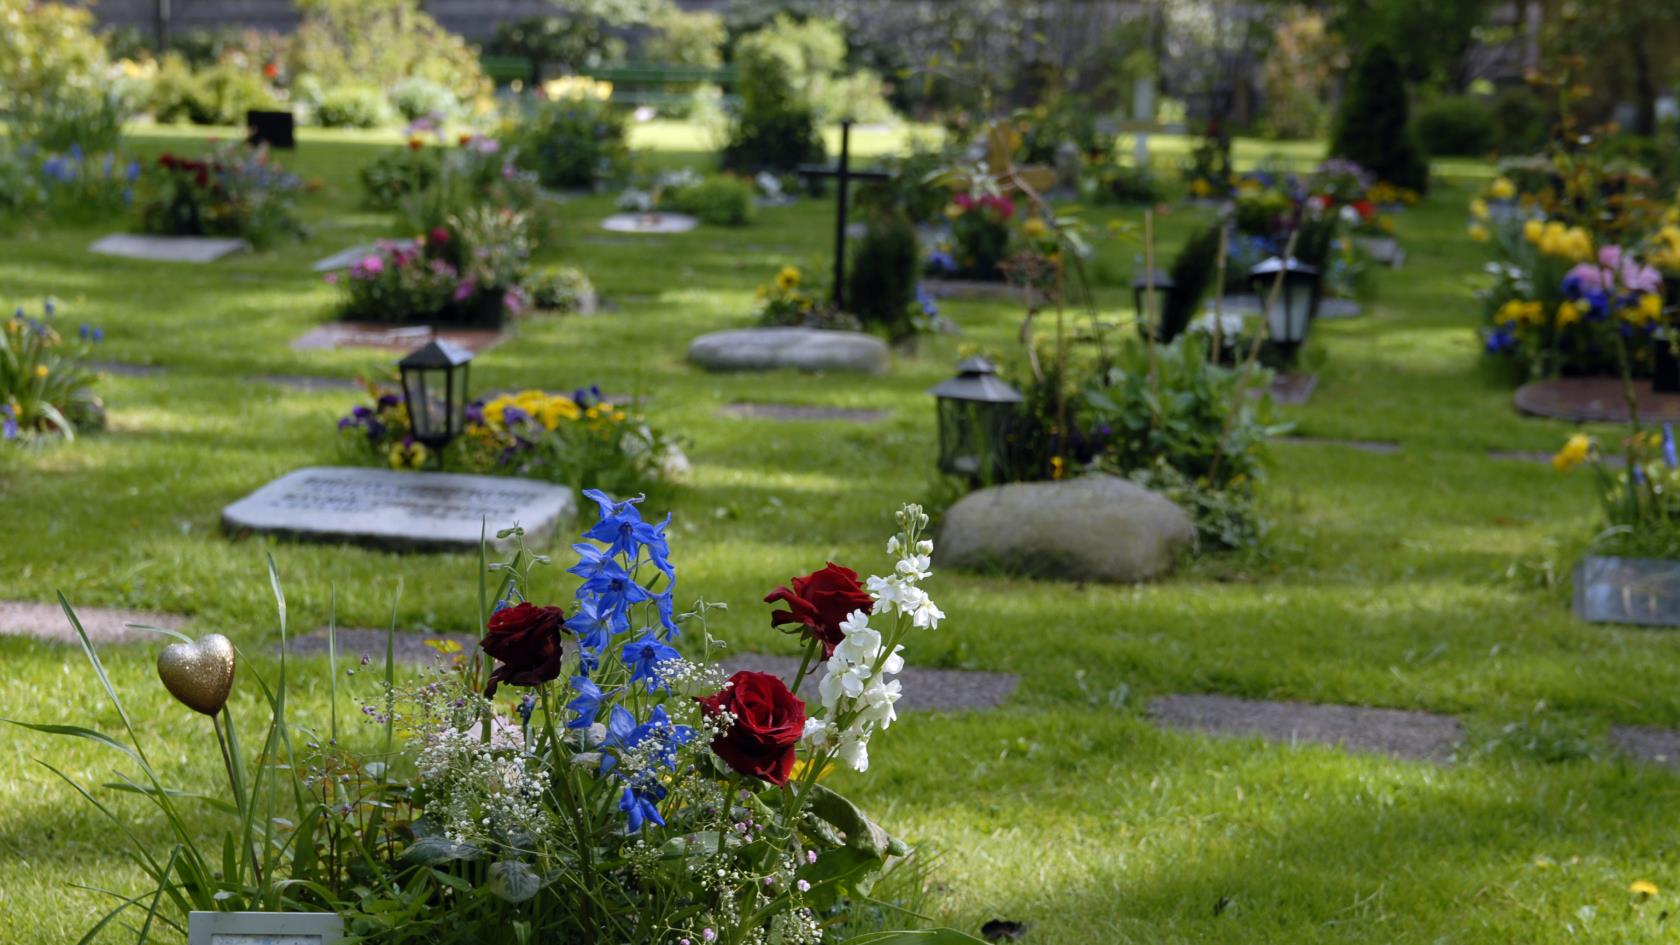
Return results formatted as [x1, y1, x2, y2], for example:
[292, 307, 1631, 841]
[1317, 298, 1364, 320]
[1150, 693, 1462, 762]
[1489, 449, 1626, 467]
[221, 466, 575, 552]
[0, 599, 183, 645]
[1278, 435, 1400, 454]
[1574, 556, 1680, 627]
[688, 327, 889, 375]
[1515, 377, 1680, 423]
[1354, 236, 1405, 268]
[1263, 373, 1316, 406]
[90, 234, 249, 263]
[1611, 726, 1680, 768]
[292, 322, 507, 354]
[312, 240, 413, 273]
[719, 403, 888, 423]
[601, 212, 697, 234]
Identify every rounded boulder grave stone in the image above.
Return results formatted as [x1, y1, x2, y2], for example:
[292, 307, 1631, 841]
[938, 474, 1194, 583]
[687, 327, 889, 375]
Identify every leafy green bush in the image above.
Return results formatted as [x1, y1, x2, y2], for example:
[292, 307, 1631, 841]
[358, 144, 441, 210]
[722, 15, 831, 173]
[506, 92, 629, 189]
[316, 84, 393, 128]
[1085, 334, 1285, 548]
[663, 175, 756, 226]
[846, 210, 921, 338]
[1156, 225, 1222, 342]
[644, 8, 725, 86]
[1, 300, 104, 442]
[1092, 162, 1161, 204]
[1331, 44, 1429, 192]
[0, 0, 130, 151]
[0, 146, 44, 226]
[286, 0, 489, 110]
[389, 76, 459, 121]
[527, 265, 595, 313]
[1414, 95, 1495, 157]
[140, 143, 305, 249]
[1493, 87, 1549, 154]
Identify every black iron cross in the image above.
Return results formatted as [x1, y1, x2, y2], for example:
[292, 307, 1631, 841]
[797, 121, 892, 311]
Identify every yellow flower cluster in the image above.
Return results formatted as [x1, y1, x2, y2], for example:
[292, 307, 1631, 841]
[1468, 223, 1489, 242]
[1623, 291, 1664, 327]
[1367, 182, 1419, 206]
[388, 439, 429, 470]
[1487, 177, 1517, 200]
[774, 265, 801, 291]
[1495, 299, 1544, 325]
[1022, 217, 1048, 239]
[1524, 219, 1593, 262]
[1189, 178, 1215, 198]
[1651, 224, 1680, 272]
[480, 390, 623, 432]
[1553, 433, 1593, 472]
[1470, 197, 1489, 220]
[1556, 299, 1585, 327]
[542, 76, 613, 101]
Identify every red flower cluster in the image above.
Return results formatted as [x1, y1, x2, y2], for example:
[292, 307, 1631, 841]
[479, 602, 567, 696]
[698, 671, 807, 785]
[952, 191, 1016, 220]
[157, 153, 213, 188]
[764, 563, 873, 658]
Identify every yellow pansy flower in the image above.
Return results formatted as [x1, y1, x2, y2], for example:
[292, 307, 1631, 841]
[1631, 880, 1659, 897]
[1553, 433, 1593, 472]
[388, 440, 429, 470]
[1189, 178, 1213, 198]
[1470, 197, 1489, 220]
[1523, 219, 1543, 244]
[1468, 223, 1489, 243]
[1489, 177, 1516, 200]
[1023, 217, 1048, 239]
[33, 364, 49, 378]
[1556, 300, 1583, 327]
[537, 395, 581, 430]
[775, 266, 801, 291]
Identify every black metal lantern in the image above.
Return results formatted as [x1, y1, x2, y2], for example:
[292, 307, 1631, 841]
[1248, 256, 1321, 360]
[398, 340, 474, 458]
[928, 356, 1024, 483]
[1131, 269, 1181, 341]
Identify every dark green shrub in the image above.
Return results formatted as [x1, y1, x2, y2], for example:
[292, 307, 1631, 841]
[1158, 225, 1222, 342]
[846, 211, 920, 338]
[359, 146, 441, 210]
[1492, 87, 1548, 154]
[507, 93, 630, 190]
[722, 16, 828, 173]
[316, 85, 392, 128]
[1413, 95, 1495, 156]
[664, 175, 756, 226]
[1331, 44, 1429, 193]
[1094, 162, 1162, 204]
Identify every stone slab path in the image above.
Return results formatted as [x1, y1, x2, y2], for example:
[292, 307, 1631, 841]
[1263, 373, 1317, 406]
[1150, 693, 1462, 762]
[89, 234, 249, 263]
[88, 360, 166, 377]
[292, 322, 508, 355]
[286, 629, 1017, 712]
[718, 403, 889, 423]
[1278, 435, 1401, 454]
[0, 600, 183, 645]
[1612, 726, 1680, 768]
[256, 374, 362, 392]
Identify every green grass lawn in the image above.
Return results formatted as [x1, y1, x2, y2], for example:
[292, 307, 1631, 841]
[1, 123, 1675, 944]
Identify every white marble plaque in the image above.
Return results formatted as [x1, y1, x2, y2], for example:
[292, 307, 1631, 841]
[90, 234, 250, 263]
[600, 212, 698, 234]
[222, 466, 575, 552]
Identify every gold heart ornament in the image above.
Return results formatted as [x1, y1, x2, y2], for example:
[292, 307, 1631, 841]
[156, 634, 237, 716]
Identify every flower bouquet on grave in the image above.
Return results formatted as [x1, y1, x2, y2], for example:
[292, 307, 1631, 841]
[16, 496, 984, 944]
[140, 141, 305, 249]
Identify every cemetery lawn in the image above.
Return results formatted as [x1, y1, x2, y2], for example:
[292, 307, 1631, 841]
[3, 125, 1678, 944]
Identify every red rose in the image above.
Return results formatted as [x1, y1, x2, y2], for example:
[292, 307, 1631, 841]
[479, 602, 566, 696]
[698, 671, 807, 785]
[764, 563, 873, 658]
[429, 226, 451, 246]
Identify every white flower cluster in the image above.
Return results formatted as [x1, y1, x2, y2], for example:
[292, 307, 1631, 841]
[802, 505, 942, 772]
[416, 723, 549, 846]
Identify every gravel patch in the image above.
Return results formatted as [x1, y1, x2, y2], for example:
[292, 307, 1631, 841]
[0, 599, 183, 645]
[1149, 693, 1462, 762]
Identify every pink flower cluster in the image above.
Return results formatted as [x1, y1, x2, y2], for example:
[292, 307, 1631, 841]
[1568, 245, 1662, 295]
[952, 192, 1016, 220]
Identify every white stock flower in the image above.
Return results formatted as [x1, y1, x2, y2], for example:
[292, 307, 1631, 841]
[896, 554, 932, 582]
[915, 539, 933, 556]
[835, 731, 870, 772]
[867, 573, 906, 614]
[801, 717, 834, 748]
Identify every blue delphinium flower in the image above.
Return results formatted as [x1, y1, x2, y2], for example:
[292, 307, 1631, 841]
[1, 405, 17, 441]
[580, 559, 652, 630]
[927, 248, 957, 273]
[620, 785, 666, 833]
[1664, 424, 1677, 468]
[621, 631, 679, 688]
[565, 675, 604, 729]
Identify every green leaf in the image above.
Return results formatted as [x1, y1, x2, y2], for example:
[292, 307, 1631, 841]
[3, 720, 140, 765]
[485, 860, 541, 904]
[400, 835, 484, 866]
[806, 784, 892, 857]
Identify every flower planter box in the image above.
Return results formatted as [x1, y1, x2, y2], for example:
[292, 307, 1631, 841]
[188, 911, 342, 945]
[1574, 556, 1680, 627]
